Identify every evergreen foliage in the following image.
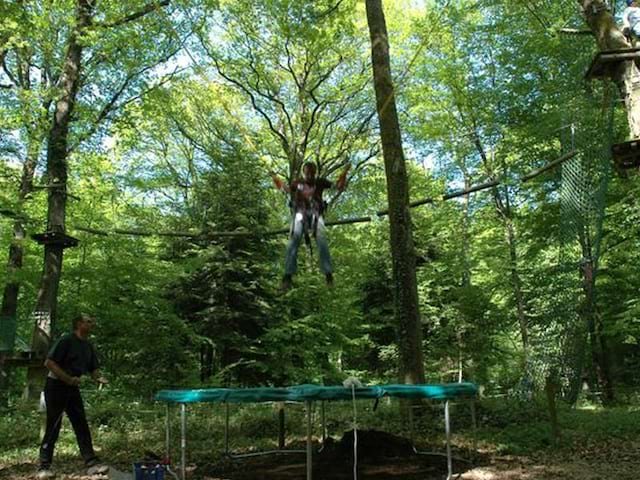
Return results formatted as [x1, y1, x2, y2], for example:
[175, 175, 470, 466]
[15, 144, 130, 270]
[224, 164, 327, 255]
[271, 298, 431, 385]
[0, 0, 638, 405]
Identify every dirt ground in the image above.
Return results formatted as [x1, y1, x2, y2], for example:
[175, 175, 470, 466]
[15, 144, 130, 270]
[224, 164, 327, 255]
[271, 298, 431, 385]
[200, 429, 475, 479]
[2, 429, 639, 480]
[197, 429, 640, 480]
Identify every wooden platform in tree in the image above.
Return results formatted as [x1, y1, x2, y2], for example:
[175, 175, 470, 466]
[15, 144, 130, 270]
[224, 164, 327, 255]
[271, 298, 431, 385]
[611, 139, 640, 169]
[31, 231, 79, 248]
[3, 351, 44, 367]
[585, 48, 640, 80]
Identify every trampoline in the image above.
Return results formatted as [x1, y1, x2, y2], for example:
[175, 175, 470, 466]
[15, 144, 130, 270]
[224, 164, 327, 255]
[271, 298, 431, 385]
[156, 382, 478, 480]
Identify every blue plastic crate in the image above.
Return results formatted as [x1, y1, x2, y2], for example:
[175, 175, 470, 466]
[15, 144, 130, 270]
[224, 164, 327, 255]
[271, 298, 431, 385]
[133, 462, 165, 480]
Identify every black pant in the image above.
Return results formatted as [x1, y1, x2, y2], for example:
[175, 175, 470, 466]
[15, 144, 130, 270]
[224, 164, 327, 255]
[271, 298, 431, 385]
[39, 378, 97, 468]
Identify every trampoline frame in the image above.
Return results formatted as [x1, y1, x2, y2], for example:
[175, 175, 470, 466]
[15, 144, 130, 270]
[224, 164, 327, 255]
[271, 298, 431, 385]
[159, 383, 478, 480]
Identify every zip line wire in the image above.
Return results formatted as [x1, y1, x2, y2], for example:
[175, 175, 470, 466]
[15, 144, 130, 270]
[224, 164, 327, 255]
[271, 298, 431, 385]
[1, 150, 577, 239]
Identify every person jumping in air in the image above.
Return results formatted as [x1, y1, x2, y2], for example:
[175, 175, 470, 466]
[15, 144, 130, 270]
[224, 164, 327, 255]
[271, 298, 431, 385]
[271, 161, 350, 291]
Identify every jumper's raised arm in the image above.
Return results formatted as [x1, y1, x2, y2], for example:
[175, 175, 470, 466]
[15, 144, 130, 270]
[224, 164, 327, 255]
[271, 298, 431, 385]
[270, 172, 289, 193]
[335, 163, 351, 192]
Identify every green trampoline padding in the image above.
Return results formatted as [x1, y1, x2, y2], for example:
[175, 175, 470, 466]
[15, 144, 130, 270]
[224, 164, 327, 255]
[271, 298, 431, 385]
[155, 382, 478, 404]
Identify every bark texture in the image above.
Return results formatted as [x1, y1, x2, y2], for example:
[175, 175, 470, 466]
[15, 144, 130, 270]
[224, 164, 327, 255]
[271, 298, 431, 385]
[365, 0, 425, 384]
[0, 140, 39, 404]
[576, 0, 618, 403]
[25, 0, 94, 400]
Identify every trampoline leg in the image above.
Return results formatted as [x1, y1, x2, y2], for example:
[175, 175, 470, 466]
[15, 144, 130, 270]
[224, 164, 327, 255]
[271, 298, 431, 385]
[409, 404, 415, 446]
[278, 403, 285, 450]
[445, 400, 452, 480]
[306, 401, 313, 480]
[471, 399, 477, 452]
[321, 401, 326, 445]
[224, 403, 230, 455]
[181, 403, 187, 480]
[165, 403, 171, 462]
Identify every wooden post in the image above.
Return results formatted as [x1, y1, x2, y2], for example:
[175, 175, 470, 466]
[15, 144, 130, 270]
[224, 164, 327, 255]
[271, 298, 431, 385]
[306, 401, 313, 480]
[165, 403, 171, 462]
[545, 374, 561, 444]
[180, 403, 187, 480]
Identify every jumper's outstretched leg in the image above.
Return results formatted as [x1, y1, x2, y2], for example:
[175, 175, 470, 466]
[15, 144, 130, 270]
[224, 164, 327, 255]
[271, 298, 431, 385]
[282, 212, 304, 291]
[315, 216, 334, 288]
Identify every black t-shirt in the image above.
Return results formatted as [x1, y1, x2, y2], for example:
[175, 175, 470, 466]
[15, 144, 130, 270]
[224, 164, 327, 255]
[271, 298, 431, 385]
[47, 333, 99, 377]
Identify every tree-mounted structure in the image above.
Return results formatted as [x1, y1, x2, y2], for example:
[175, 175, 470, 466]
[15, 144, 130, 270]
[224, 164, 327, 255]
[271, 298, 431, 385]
[579, 0, 640, 170]
[31, 231, 79, 249]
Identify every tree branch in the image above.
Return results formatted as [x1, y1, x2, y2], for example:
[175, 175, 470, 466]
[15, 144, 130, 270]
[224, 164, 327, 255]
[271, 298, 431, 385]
[69, 45, 184, 153]
[241, 38, 295, 141]
[210, 56, 290, 155]
[283, 38, 303, 91]
[525, 3, 550, 31]
[96, 0, 171, 28]
[314, 0, 347, 20]
[169, 112, 213, 156]
[1, 51, 18, 86]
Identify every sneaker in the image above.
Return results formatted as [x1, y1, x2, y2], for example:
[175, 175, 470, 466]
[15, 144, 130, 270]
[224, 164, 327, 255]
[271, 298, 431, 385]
[86, 464, 109, 475]
[325, 273, 334, 288]
[36, 469, 56, 480]
[280, 274, 293, 292]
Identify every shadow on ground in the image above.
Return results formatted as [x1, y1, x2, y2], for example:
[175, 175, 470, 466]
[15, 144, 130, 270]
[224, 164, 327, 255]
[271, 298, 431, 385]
[201, 429, 485, 480]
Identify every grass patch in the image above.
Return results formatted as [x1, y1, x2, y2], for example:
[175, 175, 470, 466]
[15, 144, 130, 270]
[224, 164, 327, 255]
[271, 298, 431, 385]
[473, 397, 640, 455]
[2, 394, 639, 476]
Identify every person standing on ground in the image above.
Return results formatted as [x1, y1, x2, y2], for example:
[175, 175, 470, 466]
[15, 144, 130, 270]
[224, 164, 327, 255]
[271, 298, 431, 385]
[37, 313, 108, 479]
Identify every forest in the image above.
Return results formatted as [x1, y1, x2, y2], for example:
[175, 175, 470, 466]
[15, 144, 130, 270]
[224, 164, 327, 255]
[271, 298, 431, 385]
[1, 1, 640, 479]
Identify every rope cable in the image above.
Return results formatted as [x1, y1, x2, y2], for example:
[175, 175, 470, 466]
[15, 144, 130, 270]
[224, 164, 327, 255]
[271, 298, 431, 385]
[343, 376, 362, 480]
[352, 384, 358, 480]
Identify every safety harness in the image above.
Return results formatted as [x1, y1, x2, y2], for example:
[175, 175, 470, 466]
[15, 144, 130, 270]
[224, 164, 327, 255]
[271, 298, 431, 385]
[289, 181, 329, 256]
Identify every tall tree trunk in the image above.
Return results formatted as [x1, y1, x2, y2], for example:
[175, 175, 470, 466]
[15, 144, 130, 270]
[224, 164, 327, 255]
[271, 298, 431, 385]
[0, 24, 48, 404]
[461, 173, 472, 289]
[492, 197, 530, 368]
[24, 0, 93, 401]
[579, 0, 640, 137]
[457, 165, 472, 382]
[365, 0, 425, 384]
[576, 0, 622, 406]
[504, 216, 529, 356]
[545, 370, 561, 444]
[0, 139, 39, 405]
[0, 139, 37, 319]
[579, 237, 615, 403]
[472, 135, 530, 361]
